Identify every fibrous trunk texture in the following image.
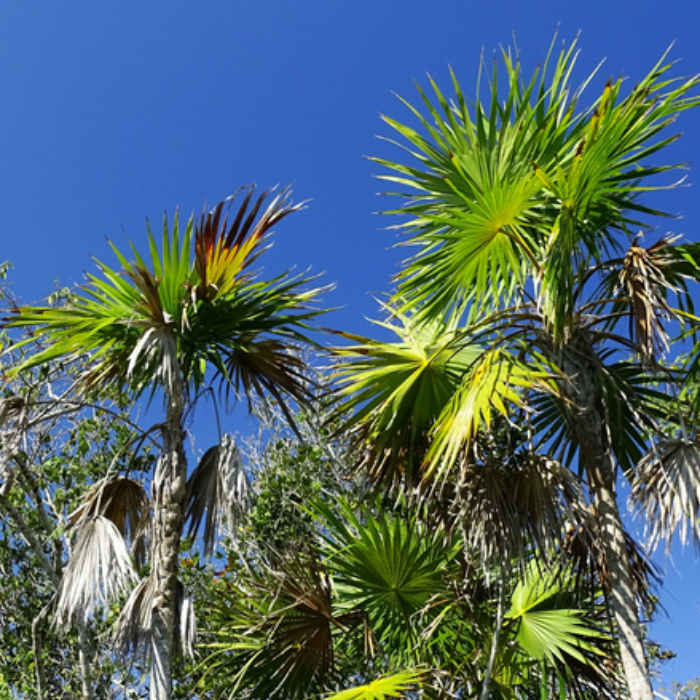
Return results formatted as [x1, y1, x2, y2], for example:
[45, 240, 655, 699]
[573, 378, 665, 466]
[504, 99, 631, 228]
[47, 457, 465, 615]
[150, 386, 187, 700]
[562, 344, 654, 700]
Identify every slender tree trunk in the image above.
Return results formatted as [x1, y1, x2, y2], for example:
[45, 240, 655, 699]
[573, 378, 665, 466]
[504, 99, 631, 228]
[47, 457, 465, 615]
[77, 618, 95, 700]
[150, 376, 187, 700]
[561, 345, 654, 700]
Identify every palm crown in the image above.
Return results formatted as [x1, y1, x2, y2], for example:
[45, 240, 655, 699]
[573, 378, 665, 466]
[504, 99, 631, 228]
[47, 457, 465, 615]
[7, 186, 323, 407]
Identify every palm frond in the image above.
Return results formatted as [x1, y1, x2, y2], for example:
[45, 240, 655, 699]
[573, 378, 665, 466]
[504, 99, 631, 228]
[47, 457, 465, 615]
[192, 186, 303, 301]
[313, 499, 457, 665]
[185, 433, 248, 556]
[593, 234, 683, 364]
[632, 437, 700, 552]
[333, 311, 475, 487]
[113, 576, 197, 660]
[457, 454, 590, 568]
[200, 554, 363, 700]
[69, 476, 150, 567]
[2, 187, 327, 412]
[322, 670, 424, 700]
[55, 516, 138, 631]
[424, 347, 552, 482]
[506, 563, 608, 670]
[113, 576, 153, 657]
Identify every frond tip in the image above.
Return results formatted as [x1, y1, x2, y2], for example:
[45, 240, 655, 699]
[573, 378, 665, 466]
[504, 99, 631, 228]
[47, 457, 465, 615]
[322, 670, 424, 700]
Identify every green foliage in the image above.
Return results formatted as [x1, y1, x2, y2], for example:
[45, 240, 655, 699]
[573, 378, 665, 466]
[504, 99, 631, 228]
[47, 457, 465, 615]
[4, 187, 325, 408]
[334, 36, 700, 700]
[323, 671, 424, 700]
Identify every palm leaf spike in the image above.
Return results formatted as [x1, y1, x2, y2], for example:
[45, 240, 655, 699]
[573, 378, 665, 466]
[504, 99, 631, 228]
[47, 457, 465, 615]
[423, 347, 553, 484]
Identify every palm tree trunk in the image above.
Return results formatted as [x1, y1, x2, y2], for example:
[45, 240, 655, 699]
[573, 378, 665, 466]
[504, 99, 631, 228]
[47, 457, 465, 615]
[562, 347, 653, 700]
[150, 380, 187, 700]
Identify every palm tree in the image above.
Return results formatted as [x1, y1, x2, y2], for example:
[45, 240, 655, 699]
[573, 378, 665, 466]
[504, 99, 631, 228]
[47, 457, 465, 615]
[198, 494, 617, 699]
[2, 186, 326, 700]
[335, 39, 700, 699]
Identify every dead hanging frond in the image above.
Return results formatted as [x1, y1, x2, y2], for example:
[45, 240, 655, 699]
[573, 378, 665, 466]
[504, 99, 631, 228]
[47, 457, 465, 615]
[55, 516, 138, 632]
[631, 437, 700, 553]
[185, 433, 249, 555]
[113, 576, 153, 657]
[457, 453, 591, 568]
[69, 476, 150, 568]
[177, 586, 197, 659]
[562, 512, 660, 611]
[113, 576, 197, 660]
[616, 235, 681, 364]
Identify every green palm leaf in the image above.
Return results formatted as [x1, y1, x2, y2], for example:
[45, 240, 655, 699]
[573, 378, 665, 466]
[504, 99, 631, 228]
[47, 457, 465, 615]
[322, 670, 424, 700]
[425, 346, 552, 481]
[506, 564, 607, 668]
[3, 186, 325, 407]
[334, 311, 476, 486]
[313, 499, 457, 665]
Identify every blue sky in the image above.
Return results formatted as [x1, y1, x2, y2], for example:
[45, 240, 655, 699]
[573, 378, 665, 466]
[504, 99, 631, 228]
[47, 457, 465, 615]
[2, 1, 700, 690]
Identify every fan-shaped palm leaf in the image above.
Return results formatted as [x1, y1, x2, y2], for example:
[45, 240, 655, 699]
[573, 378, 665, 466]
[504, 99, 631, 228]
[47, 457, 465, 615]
[506, 564, 608, 670]
[425, 346, 552, 481]
[185, 434, 248, 556]
[55, 516, 138, 631]
[334, 311, 477, 486]
[632, 437, 700, 552]
[322, 670, 424, 700]
[200, 555, 363, 700]
[313, 499, 457, 664]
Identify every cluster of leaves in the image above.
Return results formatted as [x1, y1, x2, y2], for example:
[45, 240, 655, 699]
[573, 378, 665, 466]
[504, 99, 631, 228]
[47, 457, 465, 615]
[196, 499, 619, 700]
[187, 397, 620, 700]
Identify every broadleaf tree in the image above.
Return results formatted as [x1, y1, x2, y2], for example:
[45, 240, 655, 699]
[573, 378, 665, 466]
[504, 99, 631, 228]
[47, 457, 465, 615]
[0, 311, 158, 699]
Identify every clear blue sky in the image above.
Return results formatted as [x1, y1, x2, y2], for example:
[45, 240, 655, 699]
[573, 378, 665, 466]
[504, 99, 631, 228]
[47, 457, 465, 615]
[1, 1, 699, 690]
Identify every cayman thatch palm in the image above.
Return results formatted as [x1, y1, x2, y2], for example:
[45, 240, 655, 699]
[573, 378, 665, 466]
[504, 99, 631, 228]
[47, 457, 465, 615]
[198, 496, 616, 700]
[3, 186, 325, 700]
[336, 40, 700, 699]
